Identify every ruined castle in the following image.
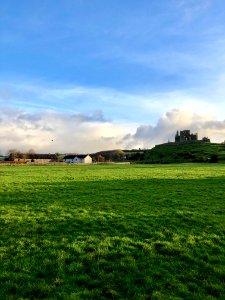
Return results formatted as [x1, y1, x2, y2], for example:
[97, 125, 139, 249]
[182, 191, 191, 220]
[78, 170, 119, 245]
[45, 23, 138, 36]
[175, 130, 210, 143]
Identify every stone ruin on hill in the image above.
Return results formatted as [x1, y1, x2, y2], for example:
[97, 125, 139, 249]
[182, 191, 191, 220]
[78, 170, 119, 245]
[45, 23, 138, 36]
[175, 130, 210, 143]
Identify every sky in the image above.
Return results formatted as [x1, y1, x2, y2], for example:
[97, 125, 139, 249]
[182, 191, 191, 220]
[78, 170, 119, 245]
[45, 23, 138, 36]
[1, 0, 225, 154]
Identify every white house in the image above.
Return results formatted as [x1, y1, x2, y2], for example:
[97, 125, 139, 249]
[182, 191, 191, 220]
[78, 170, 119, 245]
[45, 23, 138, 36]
[63, 154, 92, 164]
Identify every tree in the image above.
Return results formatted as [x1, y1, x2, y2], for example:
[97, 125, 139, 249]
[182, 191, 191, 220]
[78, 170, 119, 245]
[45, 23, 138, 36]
[8, 149, 22, 161]
[27, 149, 36, 160]
[55, 152, 61, 162]
[97, 155, 105, 162]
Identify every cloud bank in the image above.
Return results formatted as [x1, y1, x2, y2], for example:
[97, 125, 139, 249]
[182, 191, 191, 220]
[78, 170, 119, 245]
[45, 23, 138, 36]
[1, 107, 225, 155]
[122, 109, 225, 149]
[0, 107, 133, 155]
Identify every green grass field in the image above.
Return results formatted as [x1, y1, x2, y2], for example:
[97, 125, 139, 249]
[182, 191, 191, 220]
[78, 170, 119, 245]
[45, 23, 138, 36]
[0, 164, 225, 299]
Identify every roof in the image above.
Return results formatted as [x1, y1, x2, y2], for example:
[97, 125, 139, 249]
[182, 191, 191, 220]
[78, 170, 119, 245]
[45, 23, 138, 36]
[63, 154, 89, 159]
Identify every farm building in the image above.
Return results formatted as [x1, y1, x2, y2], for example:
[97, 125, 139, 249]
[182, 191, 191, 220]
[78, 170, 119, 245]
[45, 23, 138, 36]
[63, 154, 92, 164]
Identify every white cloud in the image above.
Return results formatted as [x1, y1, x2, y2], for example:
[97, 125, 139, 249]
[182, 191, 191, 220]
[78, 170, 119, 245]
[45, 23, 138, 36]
[0, 107, 135, 155]
[121, 109, 225, 149]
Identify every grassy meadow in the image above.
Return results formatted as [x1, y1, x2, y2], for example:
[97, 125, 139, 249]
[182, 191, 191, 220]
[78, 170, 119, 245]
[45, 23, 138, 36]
[0, 163, 225, 299]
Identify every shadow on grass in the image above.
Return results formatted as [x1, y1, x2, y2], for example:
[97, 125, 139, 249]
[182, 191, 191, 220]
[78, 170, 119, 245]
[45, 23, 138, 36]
[1, 177, 225, 299]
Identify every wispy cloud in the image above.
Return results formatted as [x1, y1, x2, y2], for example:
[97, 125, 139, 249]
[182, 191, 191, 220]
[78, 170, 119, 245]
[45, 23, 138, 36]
[0, 81, 164, 123]
[175, 0, 212, 23]
[1, 79, 225, 124]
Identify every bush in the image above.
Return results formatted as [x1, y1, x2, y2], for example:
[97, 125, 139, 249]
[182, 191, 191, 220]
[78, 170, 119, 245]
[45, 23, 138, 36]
[209, 154, 218, 163]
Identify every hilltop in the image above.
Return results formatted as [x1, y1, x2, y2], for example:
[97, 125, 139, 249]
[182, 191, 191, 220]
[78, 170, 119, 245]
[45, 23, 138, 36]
[123, 129, 225, 163]
[139, 142, 225, 163]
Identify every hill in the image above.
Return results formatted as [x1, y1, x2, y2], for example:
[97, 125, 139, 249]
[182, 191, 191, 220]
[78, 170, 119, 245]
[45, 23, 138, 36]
[144, 142, 225, 163]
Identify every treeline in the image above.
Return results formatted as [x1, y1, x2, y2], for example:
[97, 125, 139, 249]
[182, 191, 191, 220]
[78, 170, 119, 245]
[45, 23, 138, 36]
[91, 149, 148, 162]
[91, 150, 126, 162]
[5, 149, 61, 162]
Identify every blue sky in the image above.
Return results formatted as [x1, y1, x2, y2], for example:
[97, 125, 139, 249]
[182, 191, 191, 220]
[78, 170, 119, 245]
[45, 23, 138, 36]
[1, 0, 225, 153]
